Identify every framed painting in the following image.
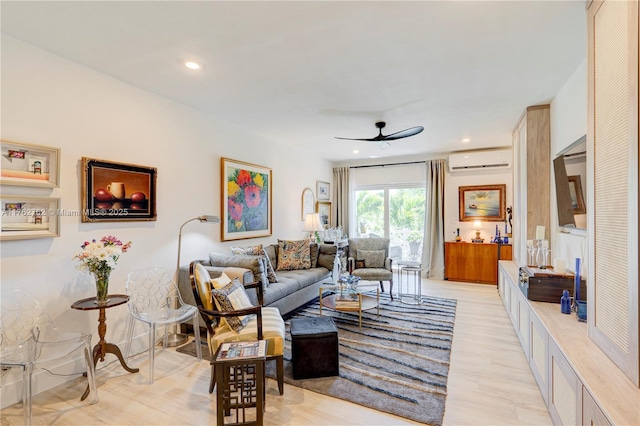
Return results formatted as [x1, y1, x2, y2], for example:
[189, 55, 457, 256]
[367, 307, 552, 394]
[459, 184, 506, 222]
[1, 140, 60, 188]
[301, 187, 315, 221]
[81, 157, 157, 222]
[317, 180, 330, 201]
[221, 157, 272, 241]
[316, 200, 331, 228]
[1, 195, 60, 241]
[568, 175, 586, 214]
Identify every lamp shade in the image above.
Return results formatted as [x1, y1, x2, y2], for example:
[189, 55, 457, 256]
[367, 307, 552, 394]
[473, 220, 482, 229]
[303, 213, 323, 232]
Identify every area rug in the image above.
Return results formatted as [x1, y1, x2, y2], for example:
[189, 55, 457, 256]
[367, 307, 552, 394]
[177, 293, 457, 426]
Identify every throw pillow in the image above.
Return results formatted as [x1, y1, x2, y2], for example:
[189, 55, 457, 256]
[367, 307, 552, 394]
[211, 272, 232, 290]
[317, 244, 337, 270]
[357, 249, 386, 268]
[230, 244, 277, 283]
[355, 260, 366, 270]
[211, 279, 254, 332]
[309, 243, 319, 268]
[209, 253, 268, 291]
[276, 239, 311, 271]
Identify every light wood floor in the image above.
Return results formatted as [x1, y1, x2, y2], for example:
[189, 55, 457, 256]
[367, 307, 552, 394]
[1, 279, 551, 425]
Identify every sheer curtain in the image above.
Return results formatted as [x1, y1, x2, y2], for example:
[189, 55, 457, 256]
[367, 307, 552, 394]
[422, 159, 445, 279]
[332, 167, 350, 237]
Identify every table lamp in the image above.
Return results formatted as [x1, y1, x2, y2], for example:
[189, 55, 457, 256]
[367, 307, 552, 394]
[303, 213, 323, 243]
[472, 220, 484, 243]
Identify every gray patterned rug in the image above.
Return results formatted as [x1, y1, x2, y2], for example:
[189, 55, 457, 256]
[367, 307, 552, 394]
[178, 293, 457, 426]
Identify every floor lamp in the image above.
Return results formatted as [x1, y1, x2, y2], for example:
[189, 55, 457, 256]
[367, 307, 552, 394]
[168, 214, 220, 347]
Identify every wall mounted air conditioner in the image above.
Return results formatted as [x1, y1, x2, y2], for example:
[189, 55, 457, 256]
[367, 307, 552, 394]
[448, 149, 512, 172]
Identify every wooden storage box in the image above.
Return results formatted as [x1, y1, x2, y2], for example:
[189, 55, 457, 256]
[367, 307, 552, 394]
[520, 267, 587, 303]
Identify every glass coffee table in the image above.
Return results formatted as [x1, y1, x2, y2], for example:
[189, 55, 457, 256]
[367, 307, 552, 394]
[318, 282, 380, 328]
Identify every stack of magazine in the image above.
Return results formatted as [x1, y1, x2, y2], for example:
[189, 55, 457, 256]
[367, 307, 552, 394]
[335, 292, 360, 308]
[216, 340, 266, 361]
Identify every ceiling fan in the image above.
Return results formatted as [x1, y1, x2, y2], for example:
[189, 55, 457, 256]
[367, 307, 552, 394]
[335, 121, 424, 149]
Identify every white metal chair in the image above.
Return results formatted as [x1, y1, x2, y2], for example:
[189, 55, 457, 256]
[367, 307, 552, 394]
[0, 287, 98, 426]
[124, 267, 202, 384]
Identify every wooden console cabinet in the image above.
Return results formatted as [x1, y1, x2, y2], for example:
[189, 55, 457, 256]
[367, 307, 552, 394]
[444, 242, 512, 284]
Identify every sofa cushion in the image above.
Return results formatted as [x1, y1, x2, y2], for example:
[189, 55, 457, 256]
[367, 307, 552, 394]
[357, 249, 385, 268]
[211, 279, 254, 332]
[211, 306, 285, 357]
[209, 253, 268, 291]
[276, 239, 311, 271]
[231, 243, 277, 283]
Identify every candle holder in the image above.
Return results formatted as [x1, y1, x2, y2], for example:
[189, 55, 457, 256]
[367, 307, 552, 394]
[535, 239, 547, 269]
[527, 245, 536, 266]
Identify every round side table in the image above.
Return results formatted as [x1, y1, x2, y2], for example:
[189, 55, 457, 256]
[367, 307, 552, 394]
[399, 265, 423, 305]
[71, 294, 139, 401]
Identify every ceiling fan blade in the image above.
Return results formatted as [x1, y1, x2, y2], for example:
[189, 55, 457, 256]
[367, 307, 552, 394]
[334, 136, 380, 141]
[382, 126, 424, 141]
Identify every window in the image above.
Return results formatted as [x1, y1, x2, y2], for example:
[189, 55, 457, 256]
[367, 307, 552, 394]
[355, 186, 425, 262]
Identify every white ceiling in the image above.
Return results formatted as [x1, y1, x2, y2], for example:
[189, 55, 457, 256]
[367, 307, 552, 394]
[1, 1, 587, 162]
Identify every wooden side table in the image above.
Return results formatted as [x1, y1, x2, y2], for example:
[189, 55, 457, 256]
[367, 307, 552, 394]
[212, 341, 266, 426]
[71, 294, 139, 401]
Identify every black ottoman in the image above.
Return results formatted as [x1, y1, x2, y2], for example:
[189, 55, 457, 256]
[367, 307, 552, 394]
[290, 316, 339, 379]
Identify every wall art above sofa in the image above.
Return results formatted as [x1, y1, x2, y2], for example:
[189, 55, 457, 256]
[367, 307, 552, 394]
[221, 157, 272, 241]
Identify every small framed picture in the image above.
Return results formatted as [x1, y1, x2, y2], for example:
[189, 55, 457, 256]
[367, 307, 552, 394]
[1, 195, 60, 241]
[316, 200, 331, 228]
[1, 140, 60, 188]
[317, 180, 330, 201]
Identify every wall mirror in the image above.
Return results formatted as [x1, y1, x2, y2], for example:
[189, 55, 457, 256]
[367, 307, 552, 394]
[553, 135, 587, 230]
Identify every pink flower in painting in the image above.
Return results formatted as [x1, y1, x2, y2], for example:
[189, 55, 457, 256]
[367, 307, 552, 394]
[236, 170, 252, 187]
[228, 199, 243, 221]
[244, 185, 261, 207]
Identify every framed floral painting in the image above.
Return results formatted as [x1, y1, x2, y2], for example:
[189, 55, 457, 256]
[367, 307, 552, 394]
[221, 158, 272, 241]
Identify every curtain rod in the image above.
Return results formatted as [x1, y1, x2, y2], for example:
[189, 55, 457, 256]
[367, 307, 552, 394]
[349, 160, 426, 169]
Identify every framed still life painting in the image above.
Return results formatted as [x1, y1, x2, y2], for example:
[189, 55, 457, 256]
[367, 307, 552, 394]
[221, 157, 272, 241]
[81, 157, 157, 222]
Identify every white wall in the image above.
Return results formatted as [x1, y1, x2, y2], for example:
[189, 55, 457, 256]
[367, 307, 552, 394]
[549, 58, 588, 275]
[445, 166, 513, 243]
[0, 36, 332, 405]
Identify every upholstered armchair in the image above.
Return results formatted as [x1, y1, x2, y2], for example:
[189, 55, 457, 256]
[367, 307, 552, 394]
[347, 237, 394, 299]
[189, 260, 285, 395]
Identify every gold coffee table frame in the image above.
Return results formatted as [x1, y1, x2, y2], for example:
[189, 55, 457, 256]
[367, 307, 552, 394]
[318, 283, 380, 328]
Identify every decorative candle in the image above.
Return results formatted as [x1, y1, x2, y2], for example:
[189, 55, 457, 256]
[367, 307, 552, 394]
[526, 239, 533, 247]
[542, 240, 549, 248]
[535, 225, 545, 240]
[554, 258, 566, 274]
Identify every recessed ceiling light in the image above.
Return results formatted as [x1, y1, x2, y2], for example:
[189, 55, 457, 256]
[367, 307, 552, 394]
[353, 150, 359, 154]
[185, 61, 200, 70]
[462, 138, 471, 142]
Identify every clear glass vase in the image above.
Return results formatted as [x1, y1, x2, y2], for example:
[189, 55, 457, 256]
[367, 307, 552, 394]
[92, 269, 111, 305]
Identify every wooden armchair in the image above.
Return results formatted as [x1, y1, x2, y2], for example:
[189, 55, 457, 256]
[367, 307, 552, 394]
[189, 261, 285, 395]
[347, 237, 394, 299]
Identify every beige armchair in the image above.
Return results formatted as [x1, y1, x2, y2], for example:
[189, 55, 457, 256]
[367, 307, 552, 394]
[347, 237, 394, 299]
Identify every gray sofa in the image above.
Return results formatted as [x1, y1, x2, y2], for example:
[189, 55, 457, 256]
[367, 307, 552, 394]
[177, 243, 337, 318]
